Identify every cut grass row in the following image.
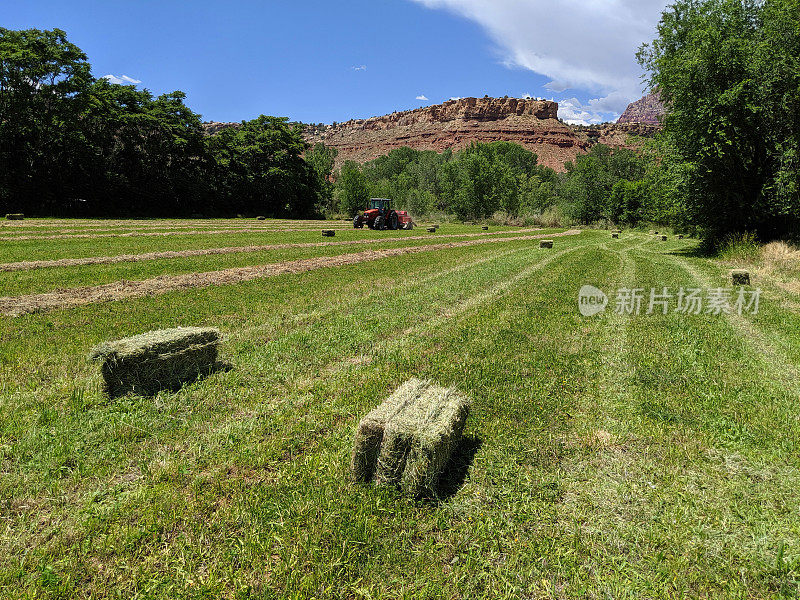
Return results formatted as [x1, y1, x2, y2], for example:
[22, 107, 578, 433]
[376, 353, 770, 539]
[2, 231, 799, 597]
[0, 230, 566, 297]
[0, 224, 529, 263]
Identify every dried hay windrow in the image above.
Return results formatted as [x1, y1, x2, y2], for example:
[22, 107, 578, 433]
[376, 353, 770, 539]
[90, 327, 220, 397]
[352, 378, 471, 498]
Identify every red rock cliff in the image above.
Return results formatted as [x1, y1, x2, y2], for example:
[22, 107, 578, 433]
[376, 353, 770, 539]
[204, 97, 657, 172]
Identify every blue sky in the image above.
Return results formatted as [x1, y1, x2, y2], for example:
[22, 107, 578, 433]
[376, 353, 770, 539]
[5, 0, 669, 125]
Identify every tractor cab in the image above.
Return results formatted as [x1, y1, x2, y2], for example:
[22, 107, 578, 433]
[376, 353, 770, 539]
[368, 198, 391, 213]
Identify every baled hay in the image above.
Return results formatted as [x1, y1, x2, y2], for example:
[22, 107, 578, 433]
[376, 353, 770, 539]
[730, 269, 751, 286]
[350, 378, 428, 482]
[482, 226, 489, 231]
[540, 240, 554, 248]
[660, 235, 668, 241]
[611, 233, 619, 239]
[256, 216, 266, 220]
[90, 327, 220, 397]
[677, 234, 684, 239]
[400, 387, 470, 498]
[352, 378, 471, 497]
[5, 214, 24, 220]
[427, 227, 436, 233]
[322, 229, 335, 237]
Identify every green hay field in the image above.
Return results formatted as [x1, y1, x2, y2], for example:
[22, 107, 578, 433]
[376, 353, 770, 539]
[1, 219, 800, 598]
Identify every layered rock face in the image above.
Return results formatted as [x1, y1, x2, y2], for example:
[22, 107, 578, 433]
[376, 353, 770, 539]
[303, 97, 584, 171]
[617, 93, 666, 125]
[203, 96, 659, 172]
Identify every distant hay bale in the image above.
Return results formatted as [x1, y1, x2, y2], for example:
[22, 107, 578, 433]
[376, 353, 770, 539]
[611, 232, 619, 239]
[89, 327, 220, 398]
[5, 214, 23, 220]
[677, 234, 684, 239]
[731, 269, 751, 286]
[427, 227, 436, 233]
[351, 378, 471, 498]
[256, 216, 266, 220]
[322, 229, 335, 237]
[660, 235, 668, 241]
[482, 226, 489, 231]
[540, 240, 553, 248]
[654, 231, 659, 235]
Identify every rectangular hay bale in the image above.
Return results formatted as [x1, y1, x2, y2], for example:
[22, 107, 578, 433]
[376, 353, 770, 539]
[351, 378, 471, 497]
[611, 233, 619, 239]
[322, 229, 335, 237]
[540, 240, 553, 248]
[90, 327, 220, 397]
[731, 269, 751, 286]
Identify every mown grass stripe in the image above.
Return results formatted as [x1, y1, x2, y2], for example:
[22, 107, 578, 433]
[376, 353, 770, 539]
[0, 231, 581, 316]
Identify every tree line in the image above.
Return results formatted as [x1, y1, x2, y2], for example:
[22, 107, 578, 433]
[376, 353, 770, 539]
[0, 28, 334, 218]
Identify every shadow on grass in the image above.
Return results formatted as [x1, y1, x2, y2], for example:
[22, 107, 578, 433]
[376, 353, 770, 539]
[433, 435, 483, 502]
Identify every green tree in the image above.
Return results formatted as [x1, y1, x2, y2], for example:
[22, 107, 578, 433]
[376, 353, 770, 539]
[639, 0, 800, 241]
[305, 143, 338, 213]
[0, 27, 92, 213]
[336, 161, 370, 216]
[207, 116, 321, 217]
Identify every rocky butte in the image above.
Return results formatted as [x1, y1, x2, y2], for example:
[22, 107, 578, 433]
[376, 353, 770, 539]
[203, 96, 662, 172]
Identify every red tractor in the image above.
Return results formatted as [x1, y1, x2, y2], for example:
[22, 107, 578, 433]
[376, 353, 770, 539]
[353, 198, 414, 230]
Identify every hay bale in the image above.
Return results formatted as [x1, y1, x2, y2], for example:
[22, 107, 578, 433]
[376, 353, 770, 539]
[256, 216, 266, 220]
[5, 214, 23, 220]
[90, 327, 220, 398]
[482, 226, 489, 231]
[351, 378, 471, 498]
[611, 232, 619, 239]
[322, 229, 335, 237]
[654, 231, 659, 235]
[677, 234, 684, 239]
[540, 240, 554, 249]
[731, 269, 751, 286]
[660, 235, 668, 241]
[427, 227, 436, 233]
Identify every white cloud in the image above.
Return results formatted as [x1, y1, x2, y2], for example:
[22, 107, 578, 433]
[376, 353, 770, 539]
[410, 0, 668, 117]
[416, 94, 429, 101]
[449, 96, 462, 101]
[102, 74, 141, 85]
[351, 65, 367, 71]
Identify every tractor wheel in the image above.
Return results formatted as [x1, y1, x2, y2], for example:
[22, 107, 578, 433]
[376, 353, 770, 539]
[353, 215, 362, 229]
[388, 212, 399, 230]
[374, 215, 385, 230]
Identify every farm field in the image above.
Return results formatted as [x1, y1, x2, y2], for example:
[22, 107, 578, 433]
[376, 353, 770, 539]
[2, 218, 800, 598]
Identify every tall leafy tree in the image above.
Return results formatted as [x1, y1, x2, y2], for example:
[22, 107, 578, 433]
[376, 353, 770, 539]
[0, 28, 91, 213]
[639, 0, 800, 241]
